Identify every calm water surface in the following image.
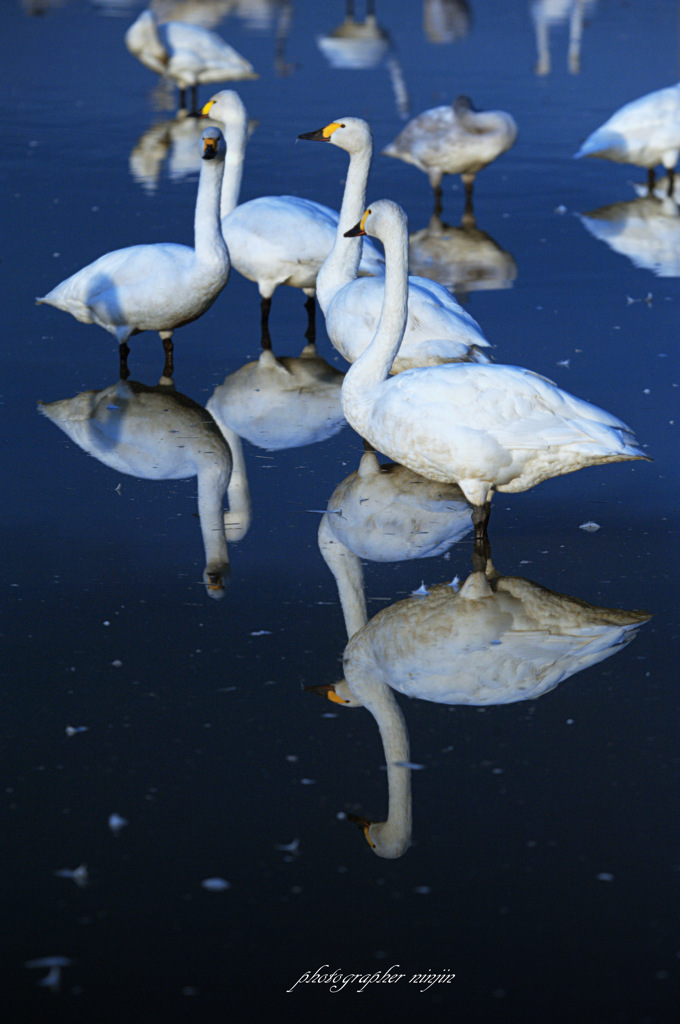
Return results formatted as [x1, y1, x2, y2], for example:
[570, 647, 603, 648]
[2, 1, 678, 1021]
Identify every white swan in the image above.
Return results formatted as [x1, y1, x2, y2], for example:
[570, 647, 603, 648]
[298, 116, 492, 372]
[37, 127, 230, 380]
[340, 199, 649, 540]
[317, 563, 649, 856]
[38, 378, 240, 599]
[575, 82, 680, 196]
[381, 96, 518, 215]
[125, 9, 258, 113]
[200, 90, 384, 325]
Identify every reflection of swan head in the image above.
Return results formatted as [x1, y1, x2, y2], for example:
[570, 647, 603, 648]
[38, 379, 236, 601]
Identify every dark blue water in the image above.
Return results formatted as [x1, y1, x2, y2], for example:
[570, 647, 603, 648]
[2, 2, 678, 1021]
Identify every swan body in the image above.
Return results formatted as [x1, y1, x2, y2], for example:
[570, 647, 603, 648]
[200, 91, 384, 318]
[382, 96, 518, 211]
[340, 200, 648, 529]
[38, 379, 236, 598]
[125, 9, 258, 111]
[575, 83, 680, 195]
[298, 116, 491, 372]
[578, 195, 680, 277]
[37, 128, 230, 376]
[207, 343, 346, 450]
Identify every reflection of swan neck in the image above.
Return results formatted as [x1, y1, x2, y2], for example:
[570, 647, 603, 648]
[214, 423, 252, 542]
[196, 444, 231, 596]
[318, 514, 367, 637]
[344, 640, 412, 858]
[316, 131, 373, 310]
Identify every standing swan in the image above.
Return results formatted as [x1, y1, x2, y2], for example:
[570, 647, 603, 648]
[340, 200, 649, 539]
[575, 83, 680, 197]
[37, 127, 230, 379]
[382, 96, 518, 215]
[298, 116, 492, 372]
[200, 91, 384, 327]
[125, 9, 258, 113]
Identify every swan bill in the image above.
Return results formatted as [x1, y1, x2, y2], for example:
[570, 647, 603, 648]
[297, 122, 343, 142]
[346, 813, 376, 849]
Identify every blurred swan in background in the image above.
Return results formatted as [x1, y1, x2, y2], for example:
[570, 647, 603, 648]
[125, 8, 258, 113]
[423, 0, 471, 44]
[37, 128, 230, 380]
[341, 200, 649, 541]
[575, 82, 680, 196]
[530, 0, 596, 76]
[298, 116, 492, 371]
[200, 90, 384, 327]
[578, 194, 680, 277]
[207, 329, 347, 450]
[318, 448, 473, 638]
[315, 558, 649, 857]
[37, 378, 248, 598]
[407, 208, 517, 296]
[382, 95, 518, 216]
[316, 1, 409, 119]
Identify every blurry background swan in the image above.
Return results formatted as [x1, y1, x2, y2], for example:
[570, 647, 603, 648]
[530, 0, 596, 76]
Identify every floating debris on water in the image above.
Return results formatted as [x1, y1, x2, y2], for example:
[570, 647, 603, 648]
[25, 956, 73, 992]
[108, 813, 128, 835]
[65, 725, 89, 737]
[579, 521, 601, 532]
[411, 582, 429, 597]
[201, 877, 230, 892]
[53, 864, 89, 887]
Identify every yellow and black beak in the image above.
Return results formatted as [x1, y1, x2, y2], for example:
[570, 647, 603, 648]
[347, 813, 376, 849]
[298, 121, 343, 142]
[303, 683, 351, 704]
[344, 207, 371, 238]
[200, 99, 216, 119]
[202, 135, 220, 160]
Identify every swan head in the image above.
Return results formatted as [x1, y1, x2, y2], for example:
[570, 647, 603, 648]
[344, 198, 406, 241]
[298, 116, 372, 155]
[201, 90, 248, 129]
[347, 812, 411, 859]
[201, 126, 226, 162]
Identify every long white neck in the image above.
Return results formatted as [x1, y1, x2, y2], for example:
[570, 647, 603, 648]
[316, 139, 373, 311]
[345, 645, 412, 858]
[219, 114, 247, 218]
[197, 459, 231, 583]
[318, 513, 367, 637]
[341, 210, 408, 422]
[194, 152, 229, 268]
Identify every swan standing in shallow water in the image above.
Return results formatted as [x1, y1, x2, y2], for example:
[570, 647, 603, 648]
[340, 200, 649, 540]
[125, 9, 258, 113]
[38, 378, 243, 599]
[200, 91, 384, 327]
[575, 83, 680, 196]
[298, 116, 491, 372]
[37, 127, 230, 380]
[381, 96, 518, 215]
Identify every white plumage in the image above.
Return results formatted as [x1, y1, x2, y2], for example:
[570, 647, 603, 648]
[125, 9, 257, 112]
[575, 83, 680, 196]
[298, 116, 492, 372]
[340, 199, 648, 538]
[382, 96, 518, 213]
[200, 90, 384, 324]
[37, 127, 230, 378]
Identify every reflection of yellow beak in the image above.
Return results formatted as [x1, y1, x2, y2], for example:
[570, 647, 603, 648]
[205, 571, 224, 591]
[347, 813, 376, 849]
[303, 684, 350, 704]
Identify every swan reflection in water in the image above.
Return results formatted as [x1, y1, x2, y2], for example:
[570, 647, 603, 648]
[314, 534, 650, 857]
[408, 208, 517, 296]
[317, 2, 409, 119]
[530, 0, 596, 76]
[318, 448, 474, 637]
[129, 109, 232, 193]
[207, 324, 347, 451]
[38, 376, 251, 599]
[578, 195, 680, 277]
[422, 0, 471, 44]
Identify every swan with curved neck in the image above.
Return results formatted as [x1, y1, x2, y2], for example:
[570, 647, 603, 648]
[37, 128, 230, 379]
[200, 91, 384, 326]
[297, 117, 491, 372]
[339, 199, 649, 540]
[38, 378, 239, 599]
